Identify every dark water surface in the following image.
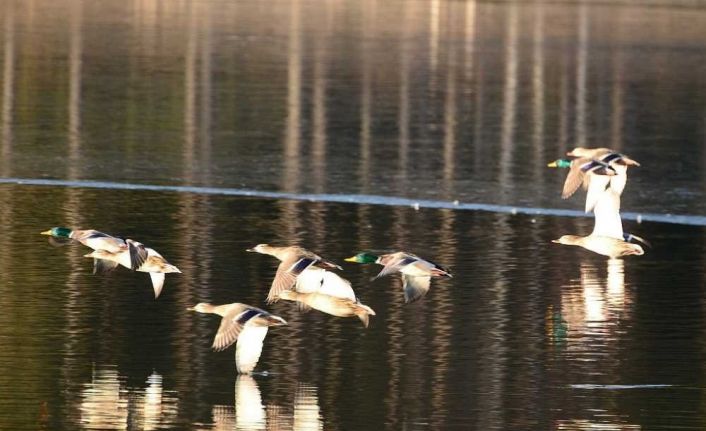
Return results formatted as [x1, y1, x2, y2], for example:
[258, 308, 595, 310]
[2, 0, 706, 430]
[2, 184, 706, 430]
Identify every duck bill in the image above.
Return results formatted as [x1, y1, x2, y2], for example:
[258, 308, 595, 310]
[40, 230, 53, 235]
[547, 161, 558, 168]
[343, 256, 358, 262]
[186, 306, 196, 311]
[551, 239, 561, 243]
[245, 248, 255, 252]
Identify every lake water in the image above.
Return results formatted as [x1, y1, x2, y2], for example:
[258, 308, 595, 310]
[1, 0, 706, 430]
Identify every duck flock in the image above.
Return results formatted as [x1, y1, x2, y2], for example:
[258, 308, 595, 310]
[41, 146, 645, 375]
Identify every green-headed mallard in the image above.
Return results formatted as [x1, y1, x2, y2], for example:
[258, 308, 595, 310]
[246, 244, 342, 304]
[41, 227, 128, 273]
[550, 148, 640, 212]
[41, 227, 127, 251]
[278, 290, 375, 328]
[84, 239, 180, 298]
[187, 302, 287, 374]
[344, 251, 452, 303]
[551, 235, 644, 258]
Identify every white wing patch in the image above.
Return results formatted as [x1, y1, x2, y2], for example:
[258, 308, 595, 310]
[584, 174, 610, 213]
[296, 268, 356, 301]
[149, 272, 166, 299]
[235, 326, 268, 374]
[591, 189, 623, 239]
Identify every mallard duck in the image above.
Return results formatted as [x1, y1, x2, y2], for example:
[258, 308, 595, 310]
[278, 291, 375, 328]
[187, 302, 287, 374]
[246, 244, 342, 304]
[566, 147, 640, 167]
[344, 251, 452, 303]
[41, 227, 127, 251]
[550, 148, 640, 212]
[567, 148, 640, 212]
[41, 227, 128, 273]
[551, 235, 644, 258]
[84, 239, 180, 298]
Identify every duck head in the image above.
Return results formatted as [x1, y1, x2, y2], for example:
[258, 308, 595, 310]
[344, 252, 380, 264]
[41, 227, 72, 238]
[547, 159, 572, 169]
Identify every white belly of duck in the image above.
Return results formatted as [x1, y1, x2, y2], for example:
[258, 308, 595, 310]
[291, 292, 358, 318]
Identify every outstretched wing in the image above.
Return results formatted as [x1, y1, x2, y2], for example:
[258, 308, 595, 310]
[296, 268, 356, 301]
[212, 308, 261, 351]
[402, 275, 431, 303]
[127, 239, 149, 271]
[267, 257, 316, 304]
[584, 174, 611, 213]
[93, 258, 119, 274]
[80, 230, 127, 253]
[149, 272, 166, 299]
[591, 188, 623, 239]
[561, 163, 585, 199]
[235, 326, 269, 374]
[374, 254, 418, 279]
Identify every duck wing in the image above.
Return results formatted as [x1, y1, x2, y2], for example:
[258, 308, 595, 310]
[267, 257, 316, 304]
[78, 230, 127, 253]
[127, 239, 149, 271]
[235, 326, 269, 374]
[561, 161, 587, 199]
[92, 258, 120, 274]
[402, 275, 431, 303]
[295, 268, 356, 301]
[312, 258, 342, 271]
[212, 306, 260, 351]
[149, 272, 166, 299]
[591, 189, 623, 239]
[374, 254, 418, 279]
[584, 174, 611, 213]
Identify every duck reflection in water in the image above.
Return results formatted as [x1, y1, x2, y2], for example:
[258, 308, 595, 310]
[207, 377, 323, 431]
[553, 259, 633, 346]
[80, 368, 178, 430]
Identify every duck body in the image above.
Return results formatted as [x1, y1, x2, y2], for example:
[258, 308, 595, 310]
[278, 291, 375, 328]
[188, 302, 287, 374]
[246, 244, 343, 304]
[566, 147, 640, 167]
[84, 239, 180, 298]
[552, 235, 644, 259]
[41, 227, 128, 252]
[345, 251, 452, 303]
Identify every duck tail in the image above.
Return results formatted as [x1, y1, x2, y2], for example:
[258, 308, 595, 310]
[354, 302, 376, 328]
[164, 263, 181, 274]
[627, 244, 645, 256]
[432, 266, 453, 278]
[318, 259, 343, 271]
[263, 315, 287, 326]
[357, 313, 370, 328]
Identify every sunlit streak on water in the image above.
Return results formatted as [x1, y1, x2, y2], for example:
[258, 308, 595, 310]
[80, 368, 178, 430]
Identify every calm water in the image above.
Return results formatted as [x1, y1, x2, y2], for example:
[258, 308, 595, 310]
[2, 0, 706, 430]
